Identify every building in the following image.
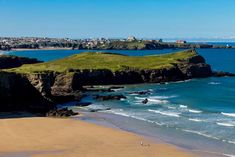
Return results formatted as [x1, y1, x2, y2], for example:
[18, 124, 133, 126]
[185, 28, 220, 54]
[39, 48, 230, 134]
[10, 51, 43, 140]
[127, 36, 137, 41]
[156, 39, 163, 42]
[176, 40, 187, 44]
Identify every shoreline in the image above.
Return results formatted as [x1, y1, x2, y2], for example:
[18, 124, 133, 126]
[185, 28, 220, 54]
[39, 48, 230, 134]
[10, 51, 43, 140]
[75, 110, 228, 157]
[2, 45, 235, 53]
[11, 47, 73, 51]
[0, 116, 196, 157]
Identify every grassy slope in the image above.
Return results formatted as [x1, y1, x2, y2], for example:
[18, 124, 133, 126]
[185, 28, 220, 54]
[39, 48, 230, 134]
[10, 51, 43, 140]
[5, 50, 196, 74]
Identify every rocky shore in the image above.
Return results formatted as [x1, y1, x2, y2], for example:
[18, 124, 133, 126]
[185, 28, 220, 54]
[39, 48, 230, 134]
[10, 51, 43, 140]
[0, 50, 233, 113]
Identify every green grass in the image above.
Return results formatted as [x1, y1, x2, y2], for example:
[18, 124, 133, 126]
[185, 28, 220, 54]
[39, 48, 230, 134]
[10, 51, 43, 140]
[5, 50, 197, 74]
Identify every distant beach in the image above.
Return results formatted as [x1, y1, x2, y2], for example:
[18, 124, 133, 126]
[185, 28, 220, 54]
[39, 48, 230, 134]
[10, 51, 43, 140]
[11, 47, 73, 51]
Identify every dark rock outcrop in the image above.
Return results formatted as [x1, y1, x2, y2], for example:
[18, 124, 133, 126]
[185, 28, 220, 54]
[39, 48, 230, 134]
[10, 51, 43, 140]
[76, 102, 92, 107]
[129, 90, 152, 95]
[0, 55, 42, 69]
[213, 71, 235, 77]
[89, 108, 111, 112]
[95, 95, 127, 101]
[46, 108, 78, 117]
[142, 99, 148, 104]
[177, 55, 212, 78]
[0, 72, 53, 112]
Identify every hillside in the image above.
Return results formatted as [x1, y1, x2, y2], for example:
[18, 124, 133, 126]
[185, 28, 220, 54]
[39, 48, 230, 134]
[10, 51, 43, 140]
[0, 49, 212, 112]
[6, 50, 197, 74]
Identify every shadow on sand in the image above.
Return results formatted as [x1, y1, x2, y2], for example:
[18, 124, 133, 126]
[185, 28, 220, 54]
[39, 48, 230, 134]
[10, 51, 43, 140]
[0, 112, 41, 119]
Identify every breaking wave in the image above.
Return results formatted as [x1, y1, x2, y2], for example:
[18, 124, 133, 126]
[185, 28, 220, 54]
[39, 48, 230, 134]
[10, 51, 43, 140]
[216, 122, 235, 127]
[148, 109, 180, 117]
[221, 112, 235, 117]
[188, 109, 202, 113]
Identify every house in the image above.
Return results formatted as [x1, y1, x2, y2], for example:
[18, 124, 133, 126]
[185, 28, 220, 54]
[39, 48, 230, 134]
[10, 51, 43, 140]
[127, 36, 137, 41]
[176, 40, 187, 44]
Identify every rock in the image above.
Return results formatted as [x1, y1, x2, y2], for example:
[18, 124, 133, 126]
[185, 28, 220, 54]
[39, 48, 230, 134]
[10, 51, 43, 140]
[108, 86, 125, 90]
[76, 102, 92, 107]
[89, 109, 102, 112]
[94, 95, 127, 101]
[142, 99, 148, 104]
[177, 62, 212, 79]
[84, 86, 124, 92]
[89, 108, 111, 112]
[213, 71, 235, 77]
[0, 72, 54, 112]
[46, 108, 78, 117]
[83, 88, 115, 92]
[129, 90, 152, 95]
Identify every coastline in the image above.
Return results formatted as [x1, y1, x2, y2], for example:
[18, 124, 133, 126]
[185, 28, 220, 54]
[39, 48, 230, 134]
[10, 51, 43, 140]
[0, 116, 196, 157]
[1, 47, 73, 54]
[0, 49, 234, 157]
[76, 110, 230, 157]
[11, 47, 73, 51]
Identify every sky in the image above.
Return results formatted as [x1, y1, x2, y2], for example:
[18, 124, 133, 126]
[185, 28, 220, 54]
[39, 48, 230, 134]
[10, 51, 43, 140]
[0, 0, 235, 40]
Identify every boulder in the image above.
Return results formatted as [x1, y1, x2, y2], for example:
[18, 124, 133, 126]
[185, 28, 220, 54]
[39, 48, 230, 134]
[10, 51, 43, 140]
[142, 99, 148, 104]
[213, 71, 235, 77]
[129, 90, 152, 95]
[95, 95, 127, 101]
[46, 108, 78, 117]
[76, 102, 92, 107]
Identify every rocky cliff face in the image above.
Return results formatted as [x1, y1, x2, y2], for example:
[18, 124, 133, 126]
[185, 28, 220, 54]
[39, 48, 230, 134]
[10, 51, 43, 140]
[0, 53, 212, 112]
[64, 54, 212, 86]
[0, 72, 54, 112]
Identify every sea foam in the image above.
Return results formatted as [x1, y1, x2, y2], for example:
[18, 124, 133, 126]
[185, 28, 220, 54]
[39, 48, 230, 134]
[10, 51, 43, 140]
[188, 109, 202, 113]
[148, 109, 180, 117]
[221, 112, 235, 117]
[135, 96, 169, 104]
[182, 129, 219, 140]
[148, 95, 177, 99]
[188, 118, 205, 122]
[216, 122, 235, 127]
[179, 105, 188, 108]
[223, 154, 235, 157]
[208, 82, 221, 85]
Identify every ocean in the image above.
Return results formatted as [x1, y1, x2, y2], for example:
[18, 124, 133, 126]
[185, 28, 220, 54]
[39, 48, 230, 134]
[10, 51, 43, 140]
[7, 47, 235, 157]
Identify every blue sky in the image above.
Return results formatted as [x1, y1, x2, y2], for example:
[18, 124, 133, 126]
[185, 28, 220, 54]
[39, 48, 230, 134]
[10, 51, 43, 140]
[0, 0, 235, 39]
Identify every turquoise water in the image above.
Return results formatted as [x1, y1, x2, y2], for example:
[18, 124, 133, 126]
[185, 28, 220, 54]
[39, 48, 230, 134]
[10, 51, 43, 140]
[7, 48, 235, 156]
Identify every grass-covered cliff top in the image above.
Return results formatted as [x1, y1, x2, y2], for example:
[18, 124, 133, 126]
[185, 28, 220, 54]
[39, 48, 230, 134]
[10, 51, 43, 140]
[5, 50, 197, 74]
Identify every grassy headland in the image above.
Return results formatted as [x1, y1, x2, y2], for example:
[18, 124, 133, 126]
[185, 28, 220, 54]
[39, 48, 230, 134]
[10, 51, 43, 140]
[6, 50, 197, 74]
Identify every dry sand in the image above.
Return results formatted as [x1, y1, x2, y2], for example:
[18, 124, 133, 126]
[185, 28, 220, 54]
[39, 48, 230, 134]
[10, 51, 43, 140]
[0, 117, 196, 157]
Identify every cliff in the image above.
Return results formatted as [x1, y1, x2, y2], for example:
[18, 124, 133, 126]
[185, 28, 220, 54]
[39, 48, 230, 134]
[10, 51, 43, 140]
[0, 50, 212, 112]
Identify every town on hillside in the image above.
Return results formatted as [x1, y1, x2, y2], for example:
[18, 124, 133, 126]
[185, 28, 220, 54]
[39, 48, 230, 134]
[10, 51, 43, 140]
[0, 36, 233, 51]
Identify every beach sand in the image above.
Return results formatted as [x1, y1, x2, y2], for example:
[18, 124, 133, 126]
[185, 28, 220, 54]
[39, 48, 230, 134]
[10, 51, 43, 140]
[0, 117, 196, 157]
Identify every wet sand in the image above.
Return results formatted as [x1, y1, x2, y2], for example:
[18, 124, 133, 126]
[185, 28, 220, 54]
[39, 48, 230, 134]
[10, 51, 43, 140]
[0, 117, 196, 157]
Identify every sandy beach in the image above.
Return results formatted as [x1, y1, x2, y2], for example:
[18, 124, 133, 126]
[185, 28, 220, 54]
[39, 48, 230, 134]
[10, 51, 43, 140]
[0, 117, 196, 157]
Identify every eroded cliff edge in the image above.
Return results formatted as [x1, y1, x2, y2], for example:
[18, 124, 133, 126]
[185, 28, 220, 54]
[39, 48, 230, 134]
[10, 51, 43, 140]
[0, 50, 213, 112]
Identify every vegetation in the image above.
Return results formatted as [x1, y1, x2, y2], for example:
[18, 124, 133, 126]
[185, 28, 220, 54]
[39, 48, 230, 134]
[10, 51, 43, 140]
[5, 50, 197, 74]
[99, 40, 147, 50]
